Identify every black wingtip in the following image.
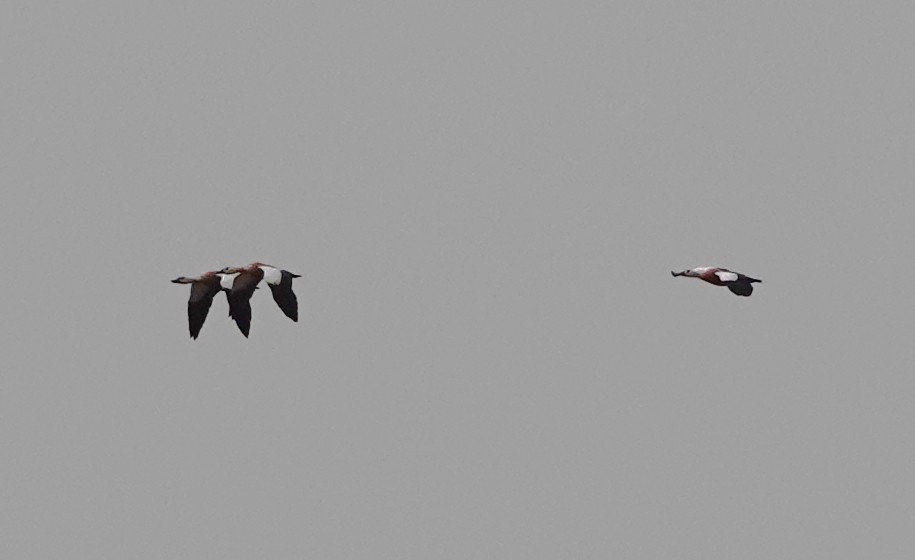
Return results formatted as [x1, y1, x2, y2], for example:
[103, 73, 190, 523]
[727, 282, 754, 297]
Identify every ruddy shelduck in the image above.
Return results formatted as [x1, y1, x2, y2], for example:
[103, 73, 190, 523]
[218, 263, 302, 337]
[171, 271, 239, 339]
[671, 266, 761, 297]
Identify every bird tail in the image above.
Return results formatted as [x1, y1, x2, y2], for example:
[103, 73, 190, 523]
[745, 276, 761, 283]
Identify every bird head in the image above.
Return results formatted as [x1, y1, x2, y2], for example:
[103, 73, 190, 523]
[217, 266, 243, 275]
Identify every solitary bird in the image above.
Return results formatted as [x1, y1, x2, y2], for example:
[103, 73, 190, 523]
[671, 267, 761, 297]
[171, 271, 239, 339]
[218, 263, 301, 337]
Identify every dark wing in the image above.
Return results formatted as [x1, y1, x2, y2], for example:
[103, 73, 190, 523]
[227, 272, 260, 337]
[228, 296, 252, 337]
[727, 281, 753, 297]
[230, 270, 262, 297]
[223, 285, 259, 317]
[187, 282, 220, 339]
[267, 271, 299, 321]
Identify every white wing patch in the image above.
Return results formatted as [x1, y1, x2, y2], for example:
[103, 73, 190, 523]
[218, 273, 238, 290]
[715, 270, 738, 282]
[259, 265, 282, 285]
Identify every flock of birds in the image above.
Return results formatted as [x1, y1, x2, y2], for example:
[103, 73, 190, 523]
[172, 262, 300, 339]
[171, 263, 760, 339]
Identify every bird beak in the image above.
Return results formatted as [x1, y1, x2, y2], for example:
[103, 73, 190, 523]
[170, 277, 183, 283]
[671, 271, 684, 277]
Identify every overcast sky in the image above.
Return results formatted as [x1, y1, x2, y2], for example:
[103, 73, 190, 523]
[2, 2, 914, 558]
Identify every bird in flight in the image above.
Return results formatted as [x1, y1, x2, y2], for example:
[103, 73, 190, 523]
[671, 266, 761, 297]
[172, 263, 301, 339]
[171, 270, 239, 339]
[218, 263, 302, 338]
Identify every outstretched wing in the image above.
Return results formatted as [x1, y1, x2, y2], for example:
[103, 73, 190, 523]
[227, 271, 260, 337]
[222, 282, 258, 318]
[267, 271, 299, 321]
[228, 296, 252, 337]
[187, 282, 219, 339]
[230, 271, 261, 299]
[727, 282, 753, 297]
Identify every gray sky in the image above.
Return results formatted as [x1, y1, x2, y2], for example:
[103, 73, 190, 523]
[2, 2, 914, 558]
